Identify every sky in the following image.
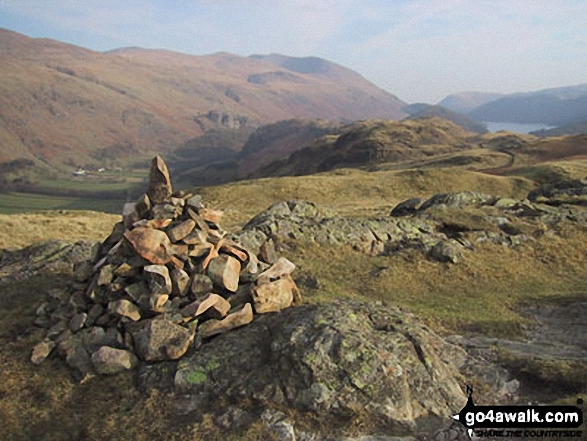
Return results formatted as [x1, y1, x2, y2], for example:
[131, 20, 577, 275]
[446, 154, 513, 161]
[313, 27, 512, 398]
[1, 0, 586, 103]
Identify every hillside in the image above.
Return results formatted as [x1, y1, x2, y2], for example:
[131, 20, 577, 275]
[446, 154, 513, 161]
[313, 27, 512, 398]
[469, 93, 587, 126]
[0, 28, 406, 169]
[253, 118, 475, 178]
[438, 91, 504, 113]
[405, 105, 488, 134]
[168, 119, 341, 187]
[531, 119, 587, 136]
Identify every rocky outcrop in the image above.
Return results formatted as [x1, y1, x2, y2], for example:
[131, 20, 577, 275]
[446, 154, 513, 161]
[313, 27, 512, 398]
[233, 186, 587, 268]
[175, 299, 513, 438]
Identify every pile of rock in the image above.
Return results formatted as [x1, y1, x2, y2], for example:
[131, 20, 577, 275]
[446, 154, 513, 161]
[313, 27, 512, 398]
[31, 156, 301, 380]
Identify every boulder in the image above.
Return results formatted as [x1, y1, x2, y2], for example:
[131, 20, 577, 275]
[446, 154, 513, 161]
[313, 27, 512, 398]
[128, 318, 191, 361]
[91, 346, 138, 374]
[175, 300, 467, 434]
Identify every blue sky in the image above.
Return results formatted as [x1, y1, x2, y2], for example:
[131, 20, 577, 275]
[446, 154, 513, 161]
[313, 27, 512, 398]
[1, 0, 586, 103]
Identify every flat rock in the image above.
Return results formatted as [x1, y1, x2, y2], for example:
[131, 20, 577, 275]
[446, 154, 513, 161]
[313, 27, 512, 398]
[207, 254, 241, 292]
[256, 257, 296, 285]
[91, 346, 137, 375]
[181, 293, 231, 319]
[196, 303, 253, 338]
[128, 318, 191, 361]
[167, 219, 196, 243]
[124, 227, 173, 265]
[147, 155, 173, 204]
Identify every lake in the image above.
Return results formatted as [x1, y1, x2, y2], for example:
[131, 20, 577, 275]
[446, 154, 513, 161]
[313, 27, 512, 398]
[484, 122, 556, 134]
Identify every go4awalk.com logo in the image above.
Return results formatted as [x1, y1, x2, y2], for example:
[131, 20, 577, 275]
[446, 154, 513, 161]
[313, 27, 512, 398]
[451, 387, 584, 438]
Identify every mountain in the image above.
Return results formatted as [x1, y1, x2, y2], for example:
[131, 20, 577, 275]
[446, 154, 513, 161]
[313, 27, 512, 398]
[438, 92, 504, 113]
[405, 105, 488, 134]
[469, 93, 587, 126]
[459, 84, 587, 126]
[0, 28, 406, 168]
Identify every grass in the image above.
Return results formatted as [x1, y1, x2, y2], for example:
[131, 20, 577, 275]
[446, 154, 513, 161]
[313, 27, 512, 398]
[0, 192, 124, 215]
[0, 210, 119, 249]
[283, 223, 587, 338]
[0, 162, 585, 439]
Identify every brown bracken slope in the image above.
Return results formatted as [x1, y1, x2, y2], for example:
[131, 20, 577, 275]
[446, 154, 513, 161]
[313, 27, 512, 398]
[0, 28, 406, 167]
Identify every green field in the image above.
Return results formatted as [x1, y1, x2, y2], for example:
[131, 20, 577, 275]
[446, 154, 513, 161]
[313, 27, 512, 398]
[0, 192, 123, 214]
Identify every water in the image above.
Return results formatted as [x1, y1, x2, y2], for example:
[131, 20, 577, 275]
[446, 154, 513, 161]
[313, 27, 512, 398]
[484, 121, 556, 134]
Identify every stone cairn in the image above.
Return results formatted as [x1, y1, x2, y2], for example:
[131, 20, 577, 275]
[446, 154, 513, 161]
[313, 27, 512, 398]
[31, 156, 301, 379]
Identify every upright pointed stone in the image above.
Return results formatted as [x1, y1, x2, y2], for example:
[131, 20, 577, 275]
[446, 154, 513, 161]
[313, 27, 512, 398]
[147, 155, 172, 205]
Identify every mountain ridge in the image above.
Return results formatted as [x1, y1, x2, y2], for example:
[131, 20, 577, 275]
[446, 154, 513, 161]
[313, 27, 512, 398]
[0, 28, 406, 167]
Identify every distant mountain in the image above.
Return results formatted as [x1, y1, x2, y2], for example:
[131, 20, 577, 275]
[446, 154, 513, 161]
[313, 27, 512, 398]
[405, 105, 488, 134]
[252, 118, 473, 178]
[438, 92, 504, 113]
[0, 28, 406, 168]
[469, 92, 587, 126]
[531, 119, 587, 137]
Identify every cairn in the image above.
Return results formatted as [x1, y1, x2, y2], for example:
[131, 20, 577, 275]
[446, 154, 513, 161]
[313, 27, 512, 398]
[31, 156, 301, 380]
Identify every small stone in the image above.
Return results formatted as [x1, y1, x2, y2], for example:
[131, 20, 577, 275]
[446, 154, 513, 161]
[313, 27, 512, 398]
[197, 303, 253, 338]
[69, 313, 88, 332]
[147, 155, 173, 204]
[259, 240, 278, 264]
[91, 346, 137, 375]
[108, 299, 141, 321]
[125, 281, 149, 301]
[170, 243, 189, 258]
[73, 261, 94, 283]
[188, 242, 213, 257]
[144, 264, 172, 295]
[171, 268, 190, 297]
[186, 194, 204, 210]
[128, 318, 191, 361]
[253, 275, 296, 314]
[181, 293, 231, 319]
[199, 208, 223, 224]
[167, 219, 196, 243]
[190, 274, 214, 298]
[135, 193, 152, 218]
[114, 263, 137, 277]
[122, 202, 140, 227]
[86, 304, 104, 327]
[220, 241, 249, 262]
[429, 239, 462, 264]
[207, 254, 241, 292]
[31, 340, 55, 365]
[256, 257, 296, 285]
[182, 229, 209, 245]
[97, 264, 116, 286]
[124, 227, 173, 265]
